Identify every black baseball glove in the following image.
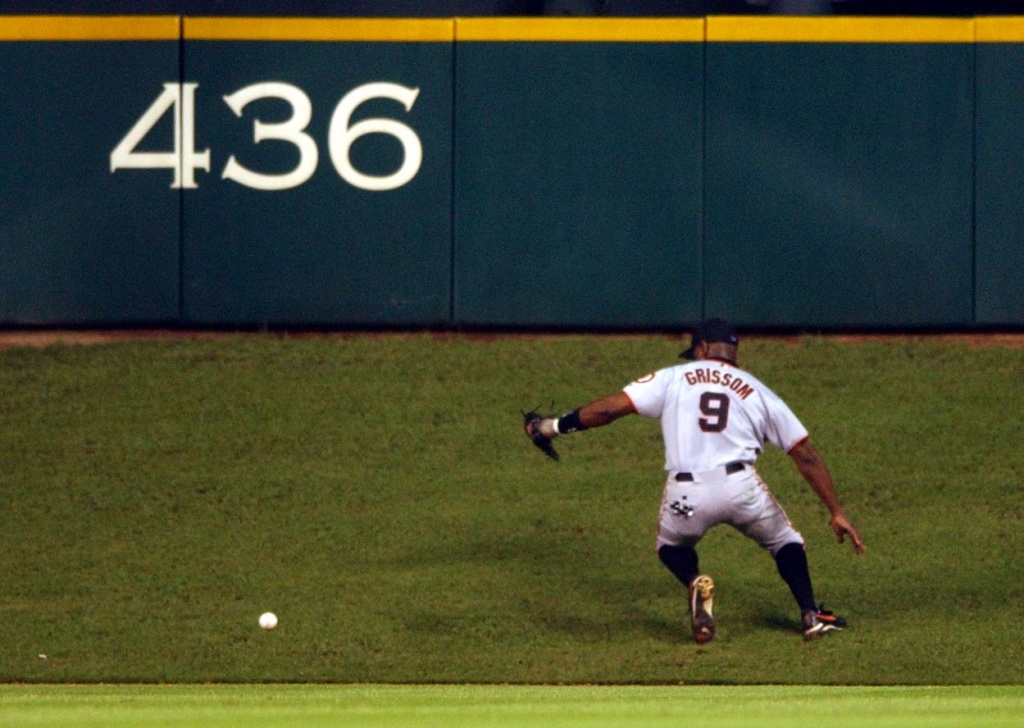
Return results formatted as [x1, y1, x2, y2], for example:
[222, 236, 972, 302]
[522, 410, 559, 461]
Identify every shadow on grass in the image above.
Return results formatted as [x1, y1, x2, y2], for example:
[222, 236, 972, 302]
[757, 611, 800, 634]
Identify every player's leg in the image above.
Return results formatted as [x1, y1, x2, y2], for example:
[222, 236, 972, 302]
[773, 541, 847, 640]
[730, 472, 847, 640]
[658, 545, 715, 644]
[657, 543, 698, 587]
[774, 541, 815, 612]
[656, 478, 717, 643]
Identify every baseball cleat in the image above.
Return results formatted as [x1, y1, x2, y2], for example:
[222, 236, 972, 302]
[801, 606, 847, 641]
[689, 574, 715, 644]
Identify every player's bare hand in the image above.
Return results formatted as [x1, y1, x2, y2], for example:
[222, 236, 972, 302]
[830, 513, 866, 554]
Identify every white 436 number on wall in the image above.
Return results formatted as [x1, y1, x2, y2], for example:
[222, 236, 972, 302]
[110, 81, 423, 191]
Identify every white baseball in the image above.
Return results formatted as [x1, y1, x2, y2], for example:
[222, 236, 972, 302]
[258, 612, 278, 630]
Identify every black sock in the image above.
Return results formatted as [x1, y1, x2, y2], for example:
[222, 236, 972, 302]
[774, 542, 816, 613]
[658, 544, 699, 588]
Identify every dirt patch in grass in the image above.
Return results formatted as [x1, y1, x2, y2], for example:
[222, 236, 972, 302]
[1, 329, 1024, 350]
[0, 330, 233, 349]
[805, 333, 1024, 348]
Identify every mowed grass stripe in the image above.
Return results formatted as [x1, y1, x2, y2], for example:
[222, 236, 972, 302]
[2, 684, 1023, 728]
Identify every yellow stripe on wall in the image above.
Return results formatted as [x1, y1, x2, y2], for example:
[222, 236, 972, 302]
[6, 14, 1024, 44]
[707, 16, 975, 43]
[455, 17, 704, 42]
[976, 16, 1024, 42]
[184, 17, 453, 41]
[0, 15, 179, 41]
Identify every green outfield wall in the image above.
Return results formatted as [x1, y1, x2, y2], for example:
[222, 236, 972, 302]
[0, 17, 181, 324]
[705, 17, 976, 328]
[0, 15, 1022, 329]
[976, 17, 1024, 326]
[179, 19, 455, 326]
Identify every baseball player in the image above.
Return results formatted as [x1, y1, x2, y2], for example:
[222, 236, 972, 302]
[524, 318, 865, 642]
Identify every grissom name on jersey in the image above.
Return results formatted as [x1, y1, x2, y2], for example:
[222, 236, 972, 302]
[681, 367, 755, 400]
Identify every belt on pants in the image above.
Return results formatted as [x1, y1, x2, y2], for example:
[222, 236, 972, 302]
[674, 461, 746, 482]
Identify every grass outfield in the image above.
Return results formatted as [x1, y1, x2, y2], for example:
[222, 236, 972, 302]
[2, 684, 1023, 728]
[1, 333, 1022, 684]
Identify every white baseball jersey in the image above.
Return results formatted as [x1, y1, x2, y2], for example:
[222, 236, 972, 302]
[623, 359, 808, 473]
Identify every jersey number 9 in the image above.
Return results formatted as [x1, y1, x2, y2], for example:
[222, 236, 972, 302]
[699, 392, 730, 433]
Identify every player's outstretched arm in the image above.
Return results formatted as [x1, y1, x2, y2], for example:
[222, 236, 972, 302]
[537, 392, 637, 438]
[788, 439, 867, 554]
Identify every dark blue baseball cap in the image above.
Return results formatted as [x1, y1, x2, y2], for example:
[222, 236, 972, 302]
[680, 318, 739, 359]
